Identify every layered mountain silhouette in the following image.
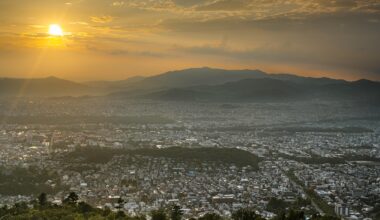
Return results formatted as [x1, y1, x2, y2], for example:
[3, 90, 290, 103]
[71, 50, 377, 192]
[1, 68, 379, 103]
[0, 75, 143, 97]
[0, 76, 95, 97]
[143, 78, 302, 101]
[111, 67, 380, 103]
[141, 78, 380, 102]
[83, 76, 145, 90]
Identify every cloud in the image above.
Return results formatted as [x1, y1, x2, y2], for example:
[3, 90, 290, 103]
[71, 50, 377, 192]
[86, 45, 167, 58]
[1, 0, 380, 80]
[318, 0, 358, 8]
[22, 33, 50, 38]
[111, 1, 124, 7]
[195, 0, 251, 11]
[91, 15, 114, 24]
[173, 40, 380, 77]
[172, 0, 208, 7]
[69, 21, 89, 25]
[120, 0, 178, 12]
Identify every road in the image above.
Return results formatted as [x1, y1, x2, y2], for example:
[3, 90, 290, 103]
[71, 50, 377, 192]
[280, 168, 325, 215]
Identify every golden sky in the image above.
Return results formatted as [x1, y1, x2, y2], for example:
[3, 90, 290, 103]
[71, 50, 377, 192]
[0, 0, 380, 81]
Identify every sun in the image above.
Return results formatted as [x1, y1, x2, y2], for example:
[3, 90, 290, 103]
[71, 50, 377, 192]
[48, 24, 64, 36]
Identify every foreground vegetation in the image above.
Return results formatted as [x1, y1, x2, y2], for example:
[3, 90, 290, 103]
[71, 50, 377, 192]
[0, 192, 341, 220]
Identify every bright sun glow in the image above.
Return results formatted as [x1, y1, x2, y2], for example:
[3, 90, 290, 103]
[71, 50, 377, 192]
[48, 24, 63, 36]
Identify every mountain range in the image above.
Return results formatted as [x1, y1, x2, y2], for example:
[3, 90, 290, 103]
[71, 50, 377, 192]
[1, 67, 379, 103]
[0, 76, 96, 97]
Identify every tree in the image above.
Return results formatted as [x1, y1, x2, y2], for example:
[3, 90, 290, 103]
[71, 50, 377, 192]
[198, 213, 222, 220]
[78, 201, 93, 213]
[0, 205, 8, 217]
[278, 212, 286, 220]
[116, 210, 126, 219]
[132, 215, 147, 220]
[273, 210, 307, 220]
[117, 197, 125, 211]
[286, 209, 304, 220]
[267, 198, 288, 214]
[310, 214, 340, 220]
[171, 205, 183, 220]
[12, 202, 29, 215]
[232, 208, 263, 220]
[63, 192, 79, 205]
[38, 193, 48, 207]
[151, 209, 167, 220]
[103, 206, 111, 217]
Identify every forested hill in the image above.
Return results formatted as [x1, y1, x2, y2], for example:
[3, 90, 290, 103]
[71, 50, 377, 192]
[65, 146, 261, 169]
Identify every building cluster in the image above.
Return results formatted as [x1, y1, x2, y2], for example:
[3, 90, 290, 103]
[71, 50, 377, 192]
[290, 161, 380, 219]
[0, 99, 379, 219]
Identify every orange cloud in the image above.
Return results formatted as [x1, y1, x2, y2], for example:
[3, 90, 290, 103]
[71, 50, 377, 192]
[91, 16, 114, 24]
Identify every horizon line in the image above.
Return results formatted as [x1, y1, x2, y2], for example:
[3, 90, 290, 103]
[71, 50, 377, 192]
[0, 66, 378, 83]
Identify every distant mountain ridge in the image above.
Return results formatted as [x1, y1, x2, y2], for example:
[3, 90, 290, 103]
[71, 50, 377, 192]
[110, 67, 380, 103]
[83, 76, 145, 90]
[0, 75, 144, 97]
[135, 67, 347, 88]
[144, 78, 303, 101]
[0, 76, 95, 97]
[141, 77, 380, 102]
[1, 68, 379, 103]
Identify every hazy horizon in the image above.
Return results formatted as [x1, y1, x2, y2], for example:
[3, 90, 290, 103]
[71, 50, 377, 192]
[0, 66, 379, 83]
